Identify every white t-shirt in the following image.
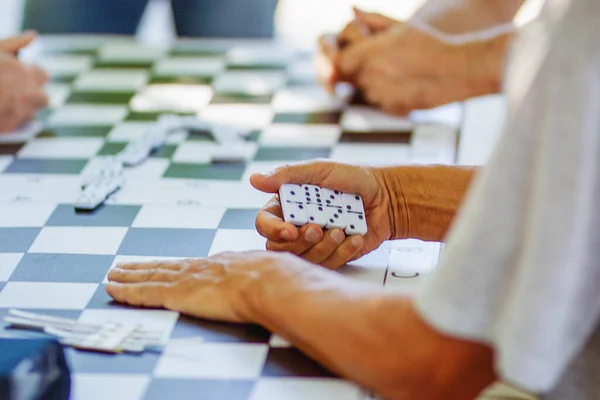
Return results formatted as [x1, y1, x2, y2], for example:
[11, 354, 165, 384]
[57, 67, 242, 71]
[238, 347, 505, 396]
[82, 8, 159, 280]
[416, 0, 600, 397]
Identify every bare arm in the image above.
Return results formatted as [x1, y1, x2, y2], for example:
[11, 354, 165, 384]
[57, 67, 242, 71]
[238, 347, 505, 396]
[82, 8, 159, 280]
[380, 165, 478, 242]
[242, 260, 497, 399]
[411, 0, 526, 34]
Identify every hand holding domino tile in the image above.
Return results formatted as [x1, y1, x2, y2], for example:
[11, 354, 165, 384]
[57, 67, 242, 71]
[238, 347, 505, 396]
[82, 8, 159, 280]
[250, 160, 394, 269]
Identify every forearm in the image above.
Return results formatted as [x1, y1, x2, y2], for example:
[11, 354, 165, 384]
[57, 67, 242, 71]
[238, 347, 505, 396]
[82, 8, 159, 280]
[381, 165, 477, 242]
[243, 261, 496, 399]
[411, 0, 526, 34]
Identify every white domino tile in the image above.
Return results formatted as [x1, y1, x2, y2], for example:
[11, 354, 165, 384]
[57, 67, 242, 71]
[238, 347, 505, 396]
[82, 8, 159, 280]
[71, 374, 150, 400]
[129, 84, 213, 113]
[78, 309, 179, 343]
[47, 105, 128, 126]
[0, 282, 98, 309]
[29, 227, 128, 255]
[208, 229, 267, 256]
[154, 342, 269, 379]
[132, 205, 226, 229]
[74, 69, 149, 92]
[259, 124, 341, 148]
[153, 56, 226, 77]
[250, 378, 364, 400]
[17, 138, 105, 159]
[0, 253, 23, 281]
[0, 202, 55, 227]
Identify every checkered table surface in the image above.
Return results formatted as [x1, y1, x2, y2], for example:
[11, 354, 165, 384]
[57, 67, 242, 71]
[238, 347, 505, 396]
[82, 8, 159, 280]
[0, 35, 457, 400]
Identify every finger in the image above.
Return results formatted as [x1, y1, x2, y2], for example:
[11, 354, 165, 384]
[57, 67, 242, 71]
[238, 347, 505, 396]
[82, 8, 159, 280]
[249, 160, 338, 194]
[337, 39, 374, 82]
[299, 228, 346, 264]
[106, 282, 171, 308]
[353, 7, 400, 32]
[25, 88, 49, 109]
[321, 235, 365, 269]
[28, 65, 49, 85]
[108, 267, 181, 284]
[266, 224, 323, 255]
[0, 31, 37, 54]
[337, 20, 370, 48]
[255, 195, 299, 242]
[115, 260, 184, 271]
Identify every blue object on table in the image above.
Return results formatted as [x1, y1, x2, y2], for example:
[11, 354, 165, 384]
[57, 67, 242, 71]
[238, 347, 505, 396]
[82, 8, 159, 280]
[0, 338, 70, 400]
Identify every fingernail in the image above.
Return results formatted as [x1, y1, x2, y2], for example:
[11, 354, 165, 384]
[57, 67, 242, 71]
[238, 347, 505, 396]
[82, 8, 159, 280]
[305, 227, 320, 243]
[351, 236, 363, 247]
[331, 229, 345, 244]
[280, 229, 293, 241]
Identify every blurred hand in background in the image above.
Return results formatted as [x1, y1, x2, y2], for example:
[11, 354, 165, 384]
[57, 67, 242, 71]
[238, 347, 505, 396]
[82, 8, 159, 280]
[0, 32, 49, 133]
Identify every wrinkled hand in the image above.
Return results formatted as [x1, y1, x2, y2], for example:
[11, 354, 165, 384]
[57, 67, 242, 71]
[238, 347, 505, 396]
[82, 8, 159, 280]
[106, 251, 312, 323]
[0, 32, 49, 133]
[316, 8, 401, 93]
[250, 160, 393, 269]
[337, 23, 503, 115]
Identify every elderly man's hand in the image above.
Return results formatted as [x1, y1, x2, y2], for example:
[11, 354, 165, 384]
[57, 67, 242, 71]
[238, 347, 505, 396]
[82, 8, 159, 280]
[336, 23, 509, 115]
[0, 32, 49, 133]
[250, 160, 395, 269]
[106, 251, 320, 323]
[315, 8, 401, 93]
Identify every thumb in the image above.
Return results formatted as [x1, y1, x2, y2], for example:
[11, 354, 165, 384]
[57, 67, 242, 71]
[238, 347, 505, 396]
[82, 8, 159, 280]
[0, 31, 37, 54]
[249, 160, 378, 203]
[353, 7, 399, 32]
[250, 161, 335, 194]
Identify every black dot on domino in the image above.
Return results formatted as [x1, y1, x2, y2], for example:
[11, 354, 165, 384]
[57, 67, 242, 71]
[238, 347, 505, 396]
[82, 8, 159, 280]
[304, 186, 309, 190]
[310, 217, 314, 221]
[305, 192, 310, 196]
[291, 214, 295, 218]
[355, 195, 359, 200]
[359, 215, 364, 220]
[316, 193, 320, 198]
[317, 199, 322, 203]
[299, 205, 304, 209]
[334, 214, 338, 218]
[315, 188, 320, 192]
[318, 206, 323, 211]
[329, 218, 334, 223]
[326, 200, 331, 204]
[350, 224, 355, 229]
[346, 205, 351, 210]
[330, 195, 335, 200]
[291, 191, 295, 195]
[334, 190, 339, 195]
[306, 197, 311, 202]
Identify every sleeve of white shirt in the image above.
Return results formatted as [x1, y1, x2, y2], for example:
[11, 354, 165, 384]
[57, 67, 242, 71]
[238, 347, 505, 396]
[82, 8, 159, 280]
[415, 0, 600, 394]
